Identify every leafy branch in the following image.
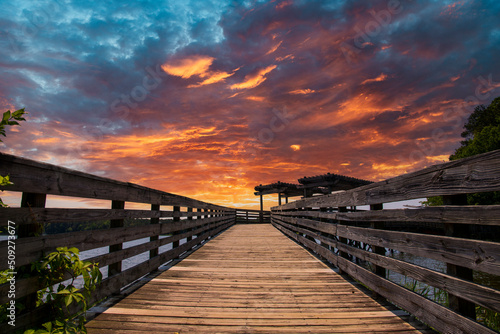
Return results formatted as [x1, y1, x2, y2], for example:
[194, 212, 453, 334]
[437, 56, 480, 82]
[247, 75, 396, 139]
[0, 108, 27, 139]
[0, 108, 27, 207]
[24, 247, 102, 334]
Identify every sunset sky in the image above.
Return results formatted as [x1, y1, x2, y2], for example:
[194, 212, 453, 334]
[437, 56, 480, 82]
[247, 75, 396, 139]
[1, 0, 500, 209]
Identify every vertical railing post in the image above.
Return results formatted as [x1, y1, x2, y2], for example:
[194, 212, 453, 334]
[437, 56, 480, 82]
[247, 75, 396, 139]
[172, 206, 180, 250]
[150, 204, 160, 259]
[370, 203, 386, 279]
[186, 207, 193, 242]
[109, 200, 125, 282]
[19, 192, 46, 237]
[443, 194, 476, 319]
[19, 192, 46, 311]
[338, 206, 349, 275]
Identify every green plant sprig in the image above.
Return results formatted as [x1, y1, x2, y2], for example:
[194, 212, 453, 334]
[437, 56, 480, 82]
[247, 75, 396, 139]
[23, 247, 102, 334]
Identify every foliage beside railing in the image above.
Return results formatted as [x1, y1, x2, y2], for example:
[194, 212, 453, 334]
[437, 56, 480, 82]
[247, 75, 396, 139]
[26, 247, 102, 334]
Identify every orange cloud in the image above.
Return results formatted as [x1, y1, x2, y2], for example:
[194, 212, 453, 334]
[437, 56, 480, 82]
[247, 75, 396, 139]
[289, 89, 315, 95]
[361, 73, 388, 85]
[84, 126, 220, 159]
[162, 55, 236, 87]
[190, 71, 235, 87]
[230, 65, 277, 90]
[34, 137, 60, 144]
[161, 55, 214, 79]
[276, 54, 294, 62]
[290, 144, 301, 151]
[245, 96, 266, 101]
[266, 41, 283, 55]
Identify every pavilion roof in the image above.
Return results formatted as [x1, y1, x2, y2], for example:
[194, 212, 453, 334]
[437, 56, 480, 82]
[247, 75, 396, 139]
[297, 172, 372, 190]
[254, 181, 303, 196]
[254, 173, 372, 197]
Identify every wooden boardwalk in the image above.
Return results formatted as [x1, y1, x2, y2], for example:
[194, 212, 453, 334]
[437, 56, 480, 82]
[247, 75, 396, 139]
[86, 224, 432, 333]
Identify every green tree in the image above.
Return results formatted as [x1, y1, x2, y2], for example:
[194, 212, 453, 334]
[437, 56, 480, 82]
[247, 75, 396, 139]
[422, 96, 500, 206]
[450, 97, 500, 161]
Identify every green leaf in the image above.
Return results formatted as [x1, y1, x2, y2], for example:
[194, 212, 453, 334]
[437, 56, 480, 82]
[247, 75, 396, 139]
[64, 295, 73, 307]
[43, 322, 52, 331]
[12, 108, 26, 117]
[2, 111, 11, 122]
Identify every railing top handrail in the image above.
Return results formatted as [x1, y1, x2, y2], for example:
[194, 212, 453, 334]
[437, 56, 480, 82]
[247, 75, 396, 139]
[273, 149, 500, 210]
[0, 152, 234, 211]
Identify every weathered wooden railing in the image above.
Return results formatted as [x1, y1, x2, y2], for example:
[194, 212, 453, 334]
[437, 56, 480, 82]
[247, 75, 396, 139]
[0, 152, 236, 331]
[272, 149, 500, 334]
[236, 208, 271, 224]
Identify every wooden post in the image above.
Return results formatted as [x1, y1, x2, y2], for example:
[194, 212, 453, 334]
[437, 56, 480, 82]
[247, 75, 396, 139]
[338, 206, 348, 275]
[150, 204, 160, 259]
[278, 193, 282, 206]
[285, 194, 288, 204]
[109, 200, 125, 279]
[259, 193, 263, 223]
[19, 192, 46, 311]
[370, 203, 386, 279]
[443, 194, 476, 320]
[19, 192, 46, 237]
[187, 207, 193, 242]
[172, 206, 180, 250]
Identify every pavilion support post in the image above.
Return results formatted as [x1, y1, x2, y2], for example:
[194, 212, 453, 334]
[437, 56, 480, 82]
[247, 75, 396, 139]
[259, 193, 263, 223]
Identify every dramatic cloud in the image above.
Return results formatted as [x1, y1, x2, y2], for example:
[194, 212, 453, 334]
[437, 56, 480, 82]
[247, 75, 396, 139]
[1, 0, 500, 209]
[229, 65, 278, 90]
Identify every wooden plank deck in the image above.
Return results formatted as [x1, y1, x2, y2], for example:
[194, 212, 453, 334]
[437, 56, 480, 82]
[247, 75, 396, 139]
[86, 224, 433, 333]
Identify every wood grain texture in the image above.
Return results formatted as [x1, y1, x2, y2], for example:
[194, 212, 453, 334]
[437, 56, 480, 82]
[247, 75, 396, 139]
[0, 207, 234, 226]
[86, 224, 431, 333]
[275, 149, 500, 210]
[273, 205, 500, 225]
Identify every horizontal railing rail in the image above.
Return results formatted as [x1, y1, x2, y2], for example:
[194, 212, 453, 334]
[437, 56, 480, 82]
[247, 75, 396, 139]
[271, 149, 500, 334]
[0, 152, 236, 332]
[235, 208, 270, 224]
